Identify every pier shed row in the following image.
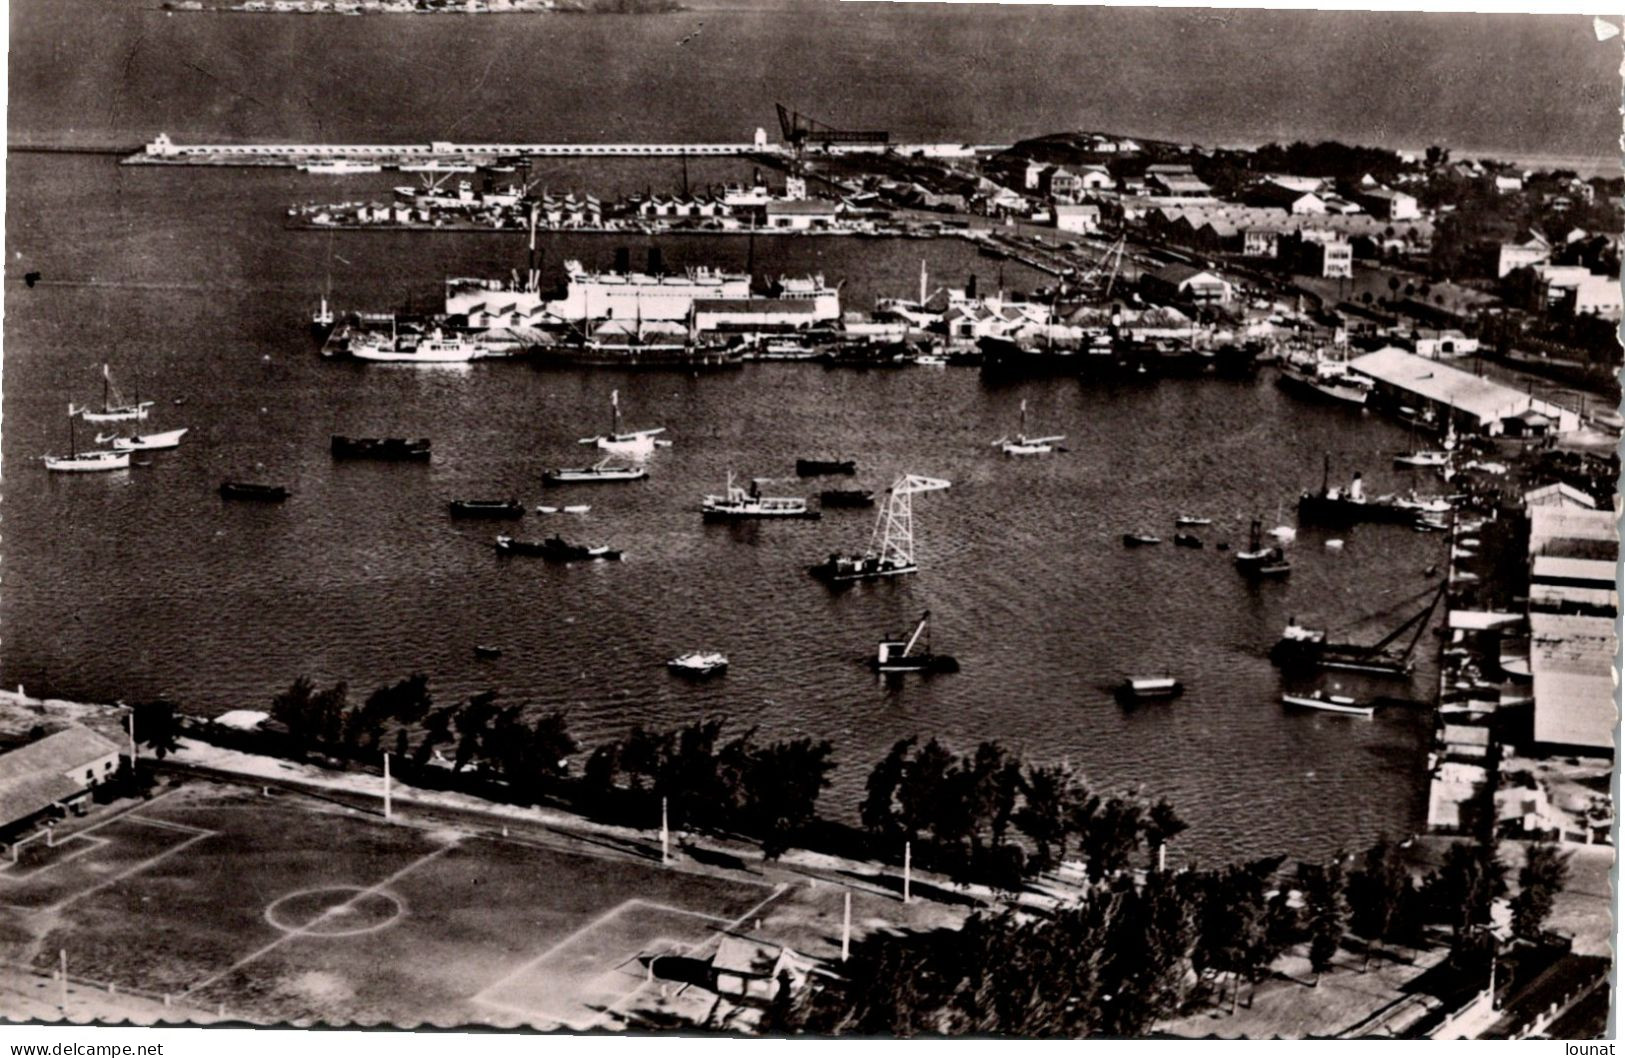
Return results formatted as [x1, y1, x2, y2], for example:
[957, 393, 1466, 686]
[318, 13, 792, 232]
[1346, 347, 1581, 435]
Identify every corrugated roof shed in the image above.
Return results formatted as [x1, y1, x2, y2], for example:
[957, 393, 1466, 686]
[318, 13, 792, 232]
[1529, 613, 1616, 751]
[1523, 482, 1597, 509]
[1347, 347, 1533, 425]
[1529, 506, 1616, 554]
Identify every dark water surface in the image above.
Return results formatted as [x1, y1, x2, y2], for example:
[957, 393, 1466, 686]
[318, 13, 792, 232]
[4, 151, 1455, 862]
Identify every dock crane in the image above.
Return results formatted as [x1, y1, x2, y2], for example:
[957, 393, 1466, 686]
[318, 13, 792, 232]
[774, 104, 889, 157]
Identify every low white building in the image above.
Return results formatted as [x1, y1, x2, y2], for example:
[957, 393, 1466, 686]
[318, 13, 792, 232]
[765, 199, 840, 230]
[1053, 203, 1102, 234]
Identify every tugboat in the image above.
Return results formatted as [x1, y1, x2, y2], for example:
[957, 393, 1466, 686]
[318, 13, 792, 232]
[449, 499, 525, 519]
[1116, 675, 1184, 702]
[702, 473, 820, 522]
[992, 399, 1066, 456]
[1281, 689, 1374, 718]
[809, 473, 950, 583]
[667, 651, 729, 677]
[868, 612, 958, 674]
[819, 488, 875, 509]
[796, 458, 857, 477]
[219, 481, 289, 501]
[494, 534, 622, 562]
[542, 459, 648, 486]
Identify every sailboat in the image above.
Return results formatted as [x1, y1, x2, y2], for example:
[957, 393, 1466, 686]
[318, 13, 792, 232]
[992, 399, 1065, 455]
[96, 427, 189, 452]
[72, 365, 153, 423]
[45, 404, 131, 472]
[577, 389, 666, 455]
[312, 229, 337, 337]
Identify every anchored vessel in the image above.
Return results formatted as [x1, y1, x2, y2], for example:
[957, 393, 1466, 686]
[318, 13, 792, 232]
[219, 481, 288, 501]
[702, 474, 819, 521]
[668, 652, 729, 677]
[73, 365, 154, 423]
[449, 499, 525, 519]
[1234, 518, 1290, 577]
[868, 612, 958, 673]
[1270, 583, 1446, 677]
[1280, 690, 1374, 718]
[98, 427, 188, 452]
[578, 390, 665, 455]
[350, 327, 489, 363]
[542, 459, 648, 486]
[331, 436, 431, 461]
[43, 407, 130, 472]
[1275, 349, 1373, 407]
[993, 399, 1065, 456]
[809, 473, 950, 582]
[494, 534, 622, 561]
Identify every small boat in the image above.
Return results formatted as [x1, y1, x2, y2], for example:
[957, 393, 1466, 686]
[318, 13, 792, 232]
[993, 399, 1065, 456]
[1123, 533, 1161, 547]
[1117, 675, 1184, 702]
[1281, 690, 1374, 718]
[474, 644, 504, 659]
[819, 488, 875, 509]
[1175, 515, 1212, 527]
[495, 534, 621, 562]
[868, 612, 958, 674]
[563, 505, 591, 514]
[542, 459, 647, 486]
[97, 427, 188, 452]
[668, 651, 728, 677]
[350, 327, 487, 364]
[915, 354, 948, 367]
[796, 458, 857, 477]
[43, 407, 131, 473]
[73, 365, 154, 423]
[331, 436, 431, 461]
[449, 499, 525, 520]
[1173, 532, 1203, 549]
[1234, 519, 1286, 574]
[1394, 450, 1449, 468]
[219, 481, 289, 501]
[702, 473, 820, 522]
[578, 389, 665, 455]
[1325, 539, 1345, 550]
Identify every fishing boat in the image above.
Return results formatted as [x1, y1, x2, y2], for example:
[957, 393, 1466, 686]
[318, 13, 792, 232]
[1122, 533, 1161, 547]
[1281, 690, 1374, 718]
[868, 612, 958, 674]
[667, 651, 729, 677]
[819, 488, 875, 509]
[993, 399, 1065, 456]
[73, 365, 153, 423]
[1173, 532, 1203, 549]
[796, 458, 856, 477]
[542, 459, 648, 486]
[1175, 515, 1212, 527]
[219, 481, 288, 501]
[578, 390, 665, 455]
[449, 499, 525, 519]
[809, 473, 950, 583]
[43, 407, 130, 472]
[97, 427, 188, 452]
[1116, 675, 1184, 702]
[702, 473, 819, 522]
[331, 436, 431, 461]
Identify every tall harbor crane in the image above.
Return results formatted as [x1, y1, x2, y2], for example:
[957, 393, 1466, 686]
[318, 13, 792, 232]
[774, 104, 889, 157]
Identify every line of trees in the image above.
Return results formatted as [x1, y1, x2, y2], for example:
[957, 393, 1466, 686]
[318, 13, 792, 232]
[774, 827, 1570, 1037]
[859, 737, 1187, 891]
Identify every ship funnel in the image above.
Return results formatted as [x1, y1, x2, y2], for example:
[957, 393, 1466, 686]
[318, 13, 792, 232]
[614, 247, 631, 274]
[647, 247, 664, 275]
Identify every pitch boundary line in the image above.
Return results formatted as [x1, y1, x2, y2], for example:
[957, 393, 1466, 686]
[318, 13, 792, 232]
[34, 826, 219, 916]
[177, 840, 458, 1000]
[0, 835, 110, 882]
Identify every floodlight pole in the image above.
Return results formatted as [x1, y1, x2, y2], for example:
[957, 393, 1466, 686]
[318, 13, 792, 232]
[661, 797, 670, 865]
[842, 890, 852, 962]
[903, 841, 912, 904]
[382, 752, 392, 822]
[128, 708, 137, 770]
[58, 949, 67, 1015]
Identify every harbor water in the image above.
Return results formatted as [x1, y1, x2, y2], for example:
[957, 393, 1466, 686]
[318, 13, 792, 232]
[4, 150, 1455, 863]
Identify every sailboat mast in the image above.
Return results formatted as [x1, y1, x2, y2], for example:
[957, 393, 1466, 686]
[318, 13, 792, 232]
[611, 389, 621, 437]
[102, 364, 110, 414]
[1019, 399, 1027, 440]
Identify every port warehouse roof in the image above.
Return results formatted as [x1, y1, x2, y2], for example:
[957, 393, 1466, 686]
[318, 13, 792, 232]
[0, 726, 121, 829]
[1528, 505, 1617, 555]
[1528, 614, 1616, 751]
[1146, 204, 1435, 241]
[1524, 482, 1599, 509]
[1347, 347, 1578, 431]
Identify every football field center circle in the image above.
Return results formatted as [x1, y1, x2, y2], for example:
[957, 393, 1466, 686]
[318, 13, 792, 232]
[264, 886, 405, 937]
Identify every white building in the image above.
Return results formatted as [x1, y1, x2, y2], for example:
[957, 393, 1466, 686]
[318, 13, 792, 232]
[765, 199, 839, 231]
[1053, 203, 1102, 234]
[1528, 613, 1615, 754]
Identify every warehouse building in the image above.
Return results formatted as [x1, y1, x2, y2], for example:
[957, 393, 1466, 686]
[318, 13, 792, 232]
[1347, 347, 1580, 435]
[0, 727, 122, 843]
[1528, 613, 1615, 756]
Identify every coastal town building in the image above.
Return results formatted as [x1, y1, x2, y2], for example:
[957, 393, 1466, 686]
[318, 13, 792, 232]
[1352, 187, 1420, 221]
[1346, 347, 1581, 434]
[1140, 263, 1232, 306]
[1053, 203, 1102, 234]
[1297, 238, 1353, 278]
[0, 726, 122, 842]
[765, 199, 840, 231]
[1496, 231, 1552, 277]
